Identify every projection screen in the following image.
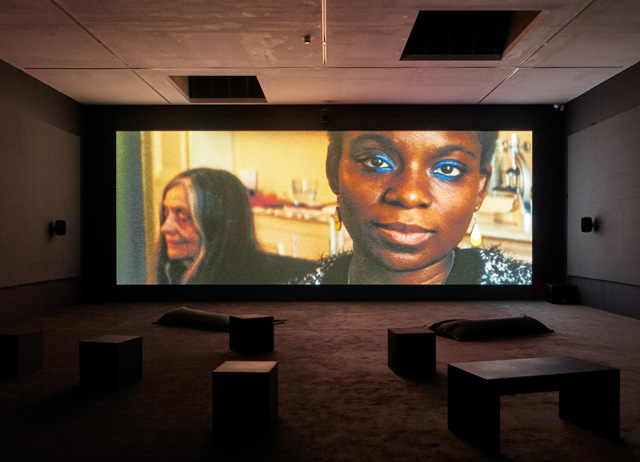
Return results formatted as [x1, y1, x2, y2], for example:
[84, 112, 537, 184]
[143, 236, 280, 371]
[116, 130, 532, 286]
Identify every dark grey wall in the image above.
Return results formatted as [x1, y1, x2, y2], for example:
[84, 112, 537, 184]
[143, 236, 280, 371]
[566, 61, 640, 319]
[0, 60, 83, 323]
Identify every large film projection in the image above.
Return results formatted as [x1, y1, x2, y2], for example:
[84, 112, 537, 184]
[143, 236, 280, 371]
[116, 130, 532, 285]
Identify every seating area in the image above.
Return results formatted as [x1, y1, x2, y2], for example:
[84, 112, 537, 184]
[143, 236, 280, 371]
[1, 300, 638, 461]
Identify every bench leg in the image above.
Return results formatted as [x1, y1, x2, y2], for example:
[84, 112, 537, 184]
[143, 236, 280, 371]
[559, 369, 620, 438]
[448, 366, 501, 453]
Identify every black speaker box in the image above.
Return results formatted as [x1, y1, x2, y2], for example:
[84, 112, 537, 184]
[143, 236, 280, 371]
[581, 217, 593, 232]
[545, 284, 579, 304]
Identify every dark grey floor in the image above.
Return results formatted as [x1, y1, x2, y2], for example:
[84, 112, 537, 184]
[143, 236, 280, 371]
[1, 300, 639, 461]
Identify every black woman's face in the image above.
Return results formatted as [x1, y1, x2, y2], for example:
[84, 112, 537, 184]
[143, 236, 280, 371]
[337, 131, 491, 272]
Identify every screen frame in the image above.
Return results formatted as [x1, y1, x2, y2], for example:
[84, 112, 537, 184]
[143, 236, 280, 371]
[82, 104, 566, 302]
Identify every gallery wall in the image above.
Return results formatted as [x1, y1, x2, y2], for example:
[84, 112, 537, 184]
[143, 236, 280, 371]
[566, 61, 640, 319]
[0, 60, 83, 323]
[0, 56, 576, 313]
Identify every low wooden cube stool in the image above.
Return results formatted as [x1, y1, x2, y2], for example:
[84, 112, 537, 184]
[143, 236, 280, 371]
[79, 335, 142, 389]
[0, 329, 44, 377]
[212, 361, 278, 432]
[229, 315, 274, 353]
[388, 326, 436, 376]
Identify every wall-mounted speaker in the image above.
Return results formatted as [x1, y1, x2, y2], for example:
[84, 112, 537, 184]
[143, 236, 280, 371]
[545, 284, 579, 304]
[581, 217, 594, 232]
[49, 220, 67, 236]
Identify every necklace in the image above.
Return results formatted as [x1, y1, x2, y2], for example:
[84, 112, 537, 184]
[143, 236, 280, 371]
[441, 250, 456, 284]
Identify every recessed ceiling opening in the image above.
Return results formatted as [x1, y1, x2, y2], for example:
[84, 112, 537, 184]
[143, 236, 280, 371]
[170, 75, 267, 103]
[401, 10, 542, 61]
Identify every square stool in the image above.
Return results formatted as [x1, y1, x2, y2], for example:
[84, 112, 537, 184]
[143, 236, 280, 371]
[79, 335, 142, 389]
[388, 327, 436, 376]
[229, 315, 274, 353]
[212, 361, 278, 432]
[0, 329, 44, 377]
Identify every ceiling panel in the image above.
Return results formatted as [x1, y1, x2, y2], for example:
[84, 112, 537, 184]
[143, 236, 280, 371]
[258, 68, 516, 104]
[0, 0, 125, 69]
[56, 0, 323, 68]
[26, 69, 169, 104]
[524, 0, 640, 68]
[481, 67, 623, 104]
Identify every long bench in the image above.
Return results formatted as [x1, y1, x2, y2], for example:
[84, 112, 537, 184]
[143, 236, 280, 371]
[448, 356, 620, 453]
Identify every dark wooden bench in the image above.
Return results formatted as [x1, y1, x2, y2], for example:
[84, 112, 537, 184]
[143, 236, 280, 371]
[448, 356, 620, 453]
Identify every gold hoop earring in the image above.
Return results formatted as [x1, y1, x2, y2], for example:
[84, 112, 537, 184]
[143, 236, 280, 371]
[333, 201, 342, 231]
[470, 208, 482, 247]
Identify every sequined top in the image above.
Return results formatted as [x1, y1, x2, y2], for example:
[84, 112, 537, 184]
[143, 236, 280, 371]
[291, 247, 532, 285]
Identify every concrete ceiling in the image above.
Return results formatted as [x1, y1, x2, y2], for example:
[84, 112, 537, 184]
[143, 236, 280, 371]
[0, 0, 638, 105]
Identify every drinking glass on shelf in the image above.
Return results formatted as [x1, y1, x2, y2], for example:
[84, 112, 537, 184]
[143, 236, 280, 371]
[291, 178, 317, 206]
